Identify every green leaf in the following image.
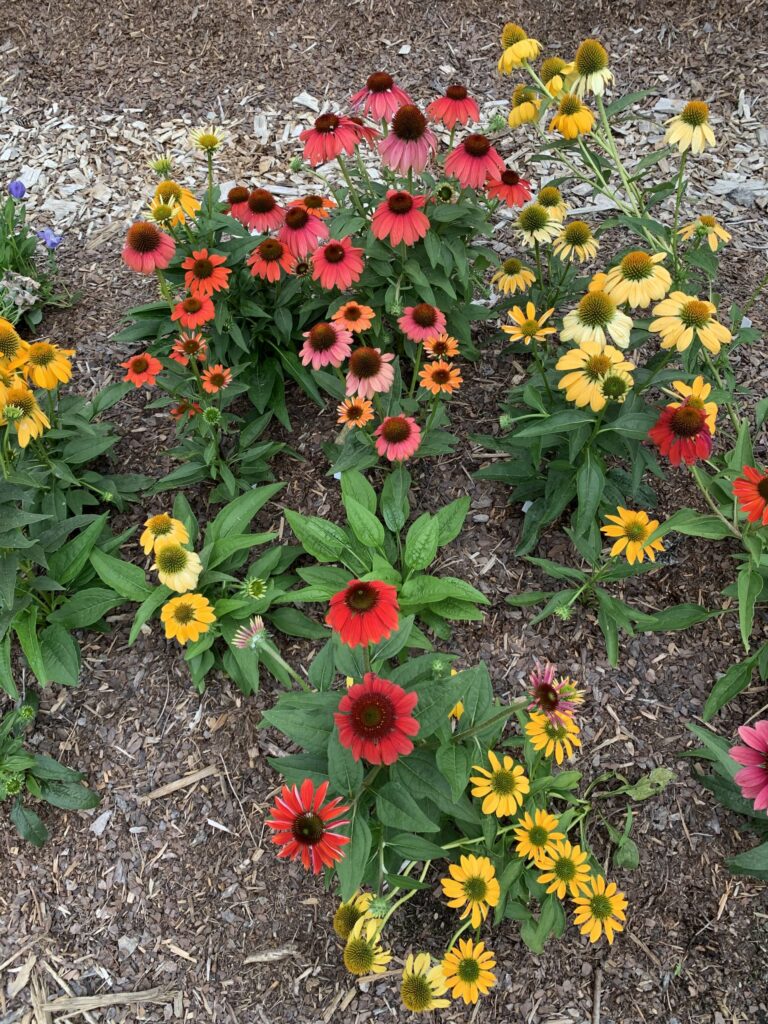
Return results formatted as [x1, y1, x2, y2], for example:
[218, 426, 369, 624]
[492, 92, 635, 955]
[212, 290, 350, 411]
[335, 811, 372, 899]
[344, 496, 385, 549]
[688, 724, 740, 779]
[128, 586, 171, 645]
[39, 625, 80, 687]
[375, 783, 440, 833]
[206, 484, 284, 544]
[39, 779, 100, 810]
[90, 549, 152, 602]
[404, 513, 440, 572]
[737, 566, 762, 651]
[10, 800, 48, 847]
[380, 464, 410, 533]
[436, 743, 471, 802]
[48, 589, 122, 629]
[387, 832, 446, 860]
[575, 451, 605, 537]
[13, 606, 48, 685]
[515, 410, 595, 439]
[327, 733, 363, 796]
[727, 841, 768, 880]
[48, 513, 109, 585]
[284, 509, 347, 562]
[267, 606, 328, 639]
[399, 575, 489, 607]
[340, 470, 377, 515]
[703, 652, 760, 721]
[658, 508, 734, 541]
[406, 673, 464, 737]
[434, 496, 470, 547]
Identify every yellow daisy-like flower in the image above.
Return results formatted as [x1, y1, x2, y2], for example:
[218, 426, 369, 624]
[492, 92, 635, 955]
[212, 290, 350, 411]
[440, 854, 501, 928]
[540, 56, 569, 97]
[526, 712, 582, 764]
[343, 918, 392, 976]
[537, 185, 568, 221]
[154, 180, 201, 224]
[16, 341, 75, 389]
[400, 952, 450, 1012]
[553, 220, 599, 263]
[160, 593, 216, 645]
[448, 667, 464, 720]
[507, 84, 541, 128]
[561, 290, 633, 349]
[0, 366, 22, 402]
[189, 125, 226, 153]
[549, 93, 595, 139]
[470, 750, 530, 817]
[601, 507, 665, 564]
[602, 251, 671, 309]
[649, 291, 732, 355]
[512, 809, 565, 866]
[441, 937, 496, 1005]
[597, 367, 634, 406]
[152, 539, 202, 593]
[491, 257, 536, 296]
[516, 202, 560, 247]
[140, 513, 190, 556]
[498, 24, 541, 72]
[332, 890, 373, 940]
[0, 384, 50, 447]
[567, 39, 613, 97]
[669, 375, 718, 434]
[678, 214, 731, 252]
[537, 839, 591, 898]
[665, 100, 716, 154]
[572, 875, 628, 944]
[501, 302, 556, 345]
[556, 342, 635, 412]
[0, 318, 29, 366]
[147, 194, 181, 227]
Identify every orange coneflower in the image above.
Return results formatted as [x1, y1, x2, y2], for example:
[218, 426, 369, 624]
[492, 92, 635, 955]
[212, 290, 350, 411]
[337, 396, 374, 429]
[121, 353, 162, 388]
[332, 301, 375, 333]
[424, 333, 460, 359]
[201, 364, 232, 394]
[247, 238, 296, 282]
[288, 194, 337, 219]
[169, 331, 207, 366]
[171, 295, 216, 330]
[419, 359, 462, 395]
[181, 249, 231, 298]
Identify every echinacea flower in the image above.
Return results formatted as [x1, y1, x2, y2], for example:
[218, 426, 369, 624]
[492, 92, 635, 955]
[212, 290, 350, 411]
[374, 415, 422, 461]
[246, 238, 296, 282]
[226, 185, 251, 224]
[189, 125, 226, 153]
[332, 301, 375, 332]
[153, 179, 201, 223]
[527, 661, 584, 724]
[507, 84, 540, 128]
[398, 303, 447, 343]
[513, 809, 565, 866]
[418, 359, 462, 395]
[151, 539, 202, 593]
[337, 396, 374, 429]
[491, 258, 536, 296]
[549, 93, 595, 139]
[441, 855, 500, 928]
[170, 399, 202, 420]
[445, 134, 505, 189]
[568, 39, 613, 97]
[665, 100, 716, 154]
[0, 366, 21, 402]
[601, 507, 664, 564]
[649, 291, 732, 355]
[300, 113, 359, 166]
[516, 203, 560, 247]
[300, 321, 353, 370]
[486, 167, 532, 206]
[379, 105, 437, 174]
[561, 291, 633, 349]
[171, 295, 216, 330]
[242, 188, 285, 232]
[537, 839, 591, 898]
[602, 251, 671, 308]
[729, 720, 768, 811]
[553, 220, 599, 262]
[598, 365, 634, 407]
[537, 185, 568, 221]
[346, 115, 381, 147]
[334, 672, 419, 765]
[231, 615, 269, 650]
[424, 333, 460, 359]
[312, 236, 364, 290]
[288, 194, 337, 219]
[121, 352, 162, 388]
[427, 84, 480, 129]
[669, 376, 718, 434]
[0, 384, 49, 447]
[679, 214, 731, 252]
[20, 341, 75, 389]
[169, 331, 207, 366]
[343, 917, 392, 975]
[540, 56, 569, 97]
[326, 579, 399, 647]
[160, 593, 216, 644]
[350, 72, 412, 120]
[182, 248, 230, 298]
[371, 190, 430, 246]
[441, 938, 496, 1005]
[502, 303, 556, 345]
[278, 207, 329, 258]
[470, 751, 529, 817]
[400, 953, 450, 1012]
[345, 347, 395, 398]
[266, 778, 350, 874]
[648, 401, 712, 466]
[140, 513, 189, 555]
[572, 875, 628, 943]
[734, 467, 768, 525]
[333, 891, 373, 940]
[556, 342, 635, 411]
[526, 712, 582, 764]
[122, 222, 175, 274]
[201, 364, 232, 394]
[498, 23, 541, 72]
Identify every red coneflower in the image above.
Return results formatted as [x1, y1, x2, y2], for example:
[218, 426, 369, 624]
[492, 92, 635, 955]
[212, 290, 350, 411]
[445, 133, 505, 189]
[299, 321, 353, 370]
[201, 364, 232, 394]
[278, 207, 329, 258]
[243, 188, 285, 233]
[335, 673, 419, 765]
[266, 778, 351, 874]
[347, 115, 381, 147]
[327, 579, 399, 647]
[288, 194, 337, 219]
[246, 238, 296, 282]
[337, 395, 374, 428]
[170, 399, 202, 420]
[371, 190, 430, 246]
[733, 466, 768, 525]
[171, 295, 216, 329]
[122, 222, 175, 274]
[226, 185, 251, 225]
[374, 415, 422, 461]
[730, 721, 768, 812]
[181, 248, 231, 298]
[345, 347, 395, 398]
[121, 352, 162, 388]
[379, 104, 437, 174]
[300, 113, 359, 167]
[312, 236, 365, 290]
[169, 331, 207, 366]
[648, 401, 712, 466]
[487, 167, 532, 207]
[398, 303, 447, 343]
[350, 72, 412, 120]
[426, 84, 480, 129]
[332, 301, 376, 333]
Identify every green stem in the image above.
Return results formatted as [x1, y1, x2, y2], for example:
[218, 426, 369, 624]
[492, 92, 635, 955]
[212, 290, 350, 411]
[336, 156, 366, 218]
[155, 268, 175, 311]
[670, 152, 688, 284]
[595, 94, 643, 215]
[408, 343, 423, 399]
[452, 698, 529, 742]
[531, 345, 553, 402]
[424, 395, 440, 434]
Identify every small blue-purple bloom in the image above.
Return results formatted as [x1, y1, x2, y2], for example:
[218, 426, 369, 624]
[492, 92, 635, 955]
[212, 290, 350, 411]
[37, 227, 63, 250]
[8, 180, 26, 199]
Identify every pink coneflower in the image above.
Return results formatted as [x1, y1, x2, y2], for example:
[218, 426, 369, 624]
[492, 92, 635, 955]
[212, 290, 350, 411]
[347, 115, 381, 147]
[346, 347, 395, 398]
[371, 191, 430, 246]
[243, 189, 285, 233]
[527, 661, 584, 725]
[730, 720, 768, 812]
[232, 615, 269, 650]
[487, 167, 532, 207]
[278, 207, 329, 258]
[379, 105, 437, 174]
[226, 186, 251, 224]
[374, 415, 422, 461]
[445, 133, 505, 189]
[169, 331, 207, 366]
[299, 321, 353, 370]
[426, 84, 480, 129]
[312, 236, 365, 290]
[171, 295, 215, 329]
[350, 72, 412, 121]
[300, 113, 359, 167]
[246, 238, 297, 282]
[398, 303, 447, 343]
[122, 222, 175, 274]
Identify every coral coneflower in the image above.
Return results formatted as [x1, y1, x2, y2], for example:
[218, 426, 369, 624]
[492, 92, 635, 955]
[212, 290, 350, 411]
[246, 238, 296, 282]
[527, 661, 584, 724]
[491, 258, 536, 296]
[441, 938, 497, 1006]
[345, 347, 395, 398]
[140, 513, 189, 556]
[561, 290, 633, 349]
[730, 720, 768, 811]
[288, 194, 337, 219]
[182, 248, 230, 298]
[226, 185, 251, 224]
[650, 292, 732, 355]
[398, 303, 447, 343]
[337, 396, 374, 429]
[602, 251, 671, 308]
[278, 206, 329, 258]
[446, 134, 505, 189]
[161, 593, 216, 644]
[379, 105, 437, 174]
[426, 84, 480, 129]
[513, 809, 565, 866]
[486, 167, 532, 207]
[507, 84, 540, 128]
[665, 100, 716, 154]
[152, 539, 202, 593]
[169, 331, 207, 366]
[648, 401, 712, 466]
[441, 855, 500, 928]
[371, 190, 430, 246]
[556, 342, 635, 412]
[335, 672, 419, 764]
[21, 341, 75, 389]
[312, 236, 365, 290]
[350, 72, 412, 120]
[424, 333, 460, 359]
[550, 93, 595, 139]
[121, 352, 162, 388]
[332, 301, 375, 332]
[299, 321, 353, 370]
[502, 303, 556, 345]
[470, 751, 529, 817]
[419, 360, 462, 395]
[171, 295, 216, 329]
[374, 415, 422, 461]
[326, 579, 399, 647]
[537, 839, 590, 898]
[201, 364, 232, 394]
[679, 214, 731, 252]
[498, 23, 541, 72]
[243, 188, 285, 233]
[153, 179, 200, 223]
[122, 222, 175, 274]
[0, 384, 50, 447]
[346, 115, 381, 147]
[734, 467, 768, 525]
[266, 778, 350, 874]
[300, 113, 359, 166]
[573, 876, 628, 944]
[601, 507, 665, 564]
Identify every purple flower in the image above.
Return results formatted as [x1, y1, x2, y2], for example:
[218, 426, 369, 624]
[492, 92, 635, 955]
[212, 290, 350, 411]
[36, 227, 63, 250]
[8, 180, 26, 200]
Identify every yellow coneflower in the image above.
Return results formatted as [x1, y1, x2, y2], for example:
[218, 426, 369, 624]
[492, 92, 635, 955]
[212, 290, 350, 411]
[343, 918, 391, 976]
[400, 953, 450, 1012]
[19, 341, 75, 389]
[501, 302, 556, 345]
[602, 251, 671, 308]
[537, 839, 591, 898]
[507, 84, 541, 128]
[597, 367, 634, 406]
[572, 875, 628, 944]
[649, 291, 732, 355]
[512, 808, 565, 866]
[441, 937, 496, 1005]
[189, 125, 226, 153]
[669, 375, 718, 434]
[440, 854, 500, 928]
[151, 539, 202, 593]
[491, 257, 536, 295]
[154, 180, 201, 224]
[0, 318, 28, 365]
[540, 56, 569, 97]
[332, 890, 373, 940]
[665, 100, 716, 154]
[140, 513, 190, 556]
[567, 39, 613, 97]
[556, 342, 635, 412]
[147, 194, 181, 227]
[561, 290, 633, 348]
[601, 507, 665, 564]
[516, 202, 560, 247]
[537, 184, 568, 221]
[0, 366, 22, 402]
[498, 24, 541, 72]
[0, 383, 50, 447]
[678, 214, 731, 252]
[553, 220, 600, 263]
[470, 750, 529, 817]
[549, 93, 595, 139]
[525, 712, 582, 764]
[160, 593, 216, 645]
